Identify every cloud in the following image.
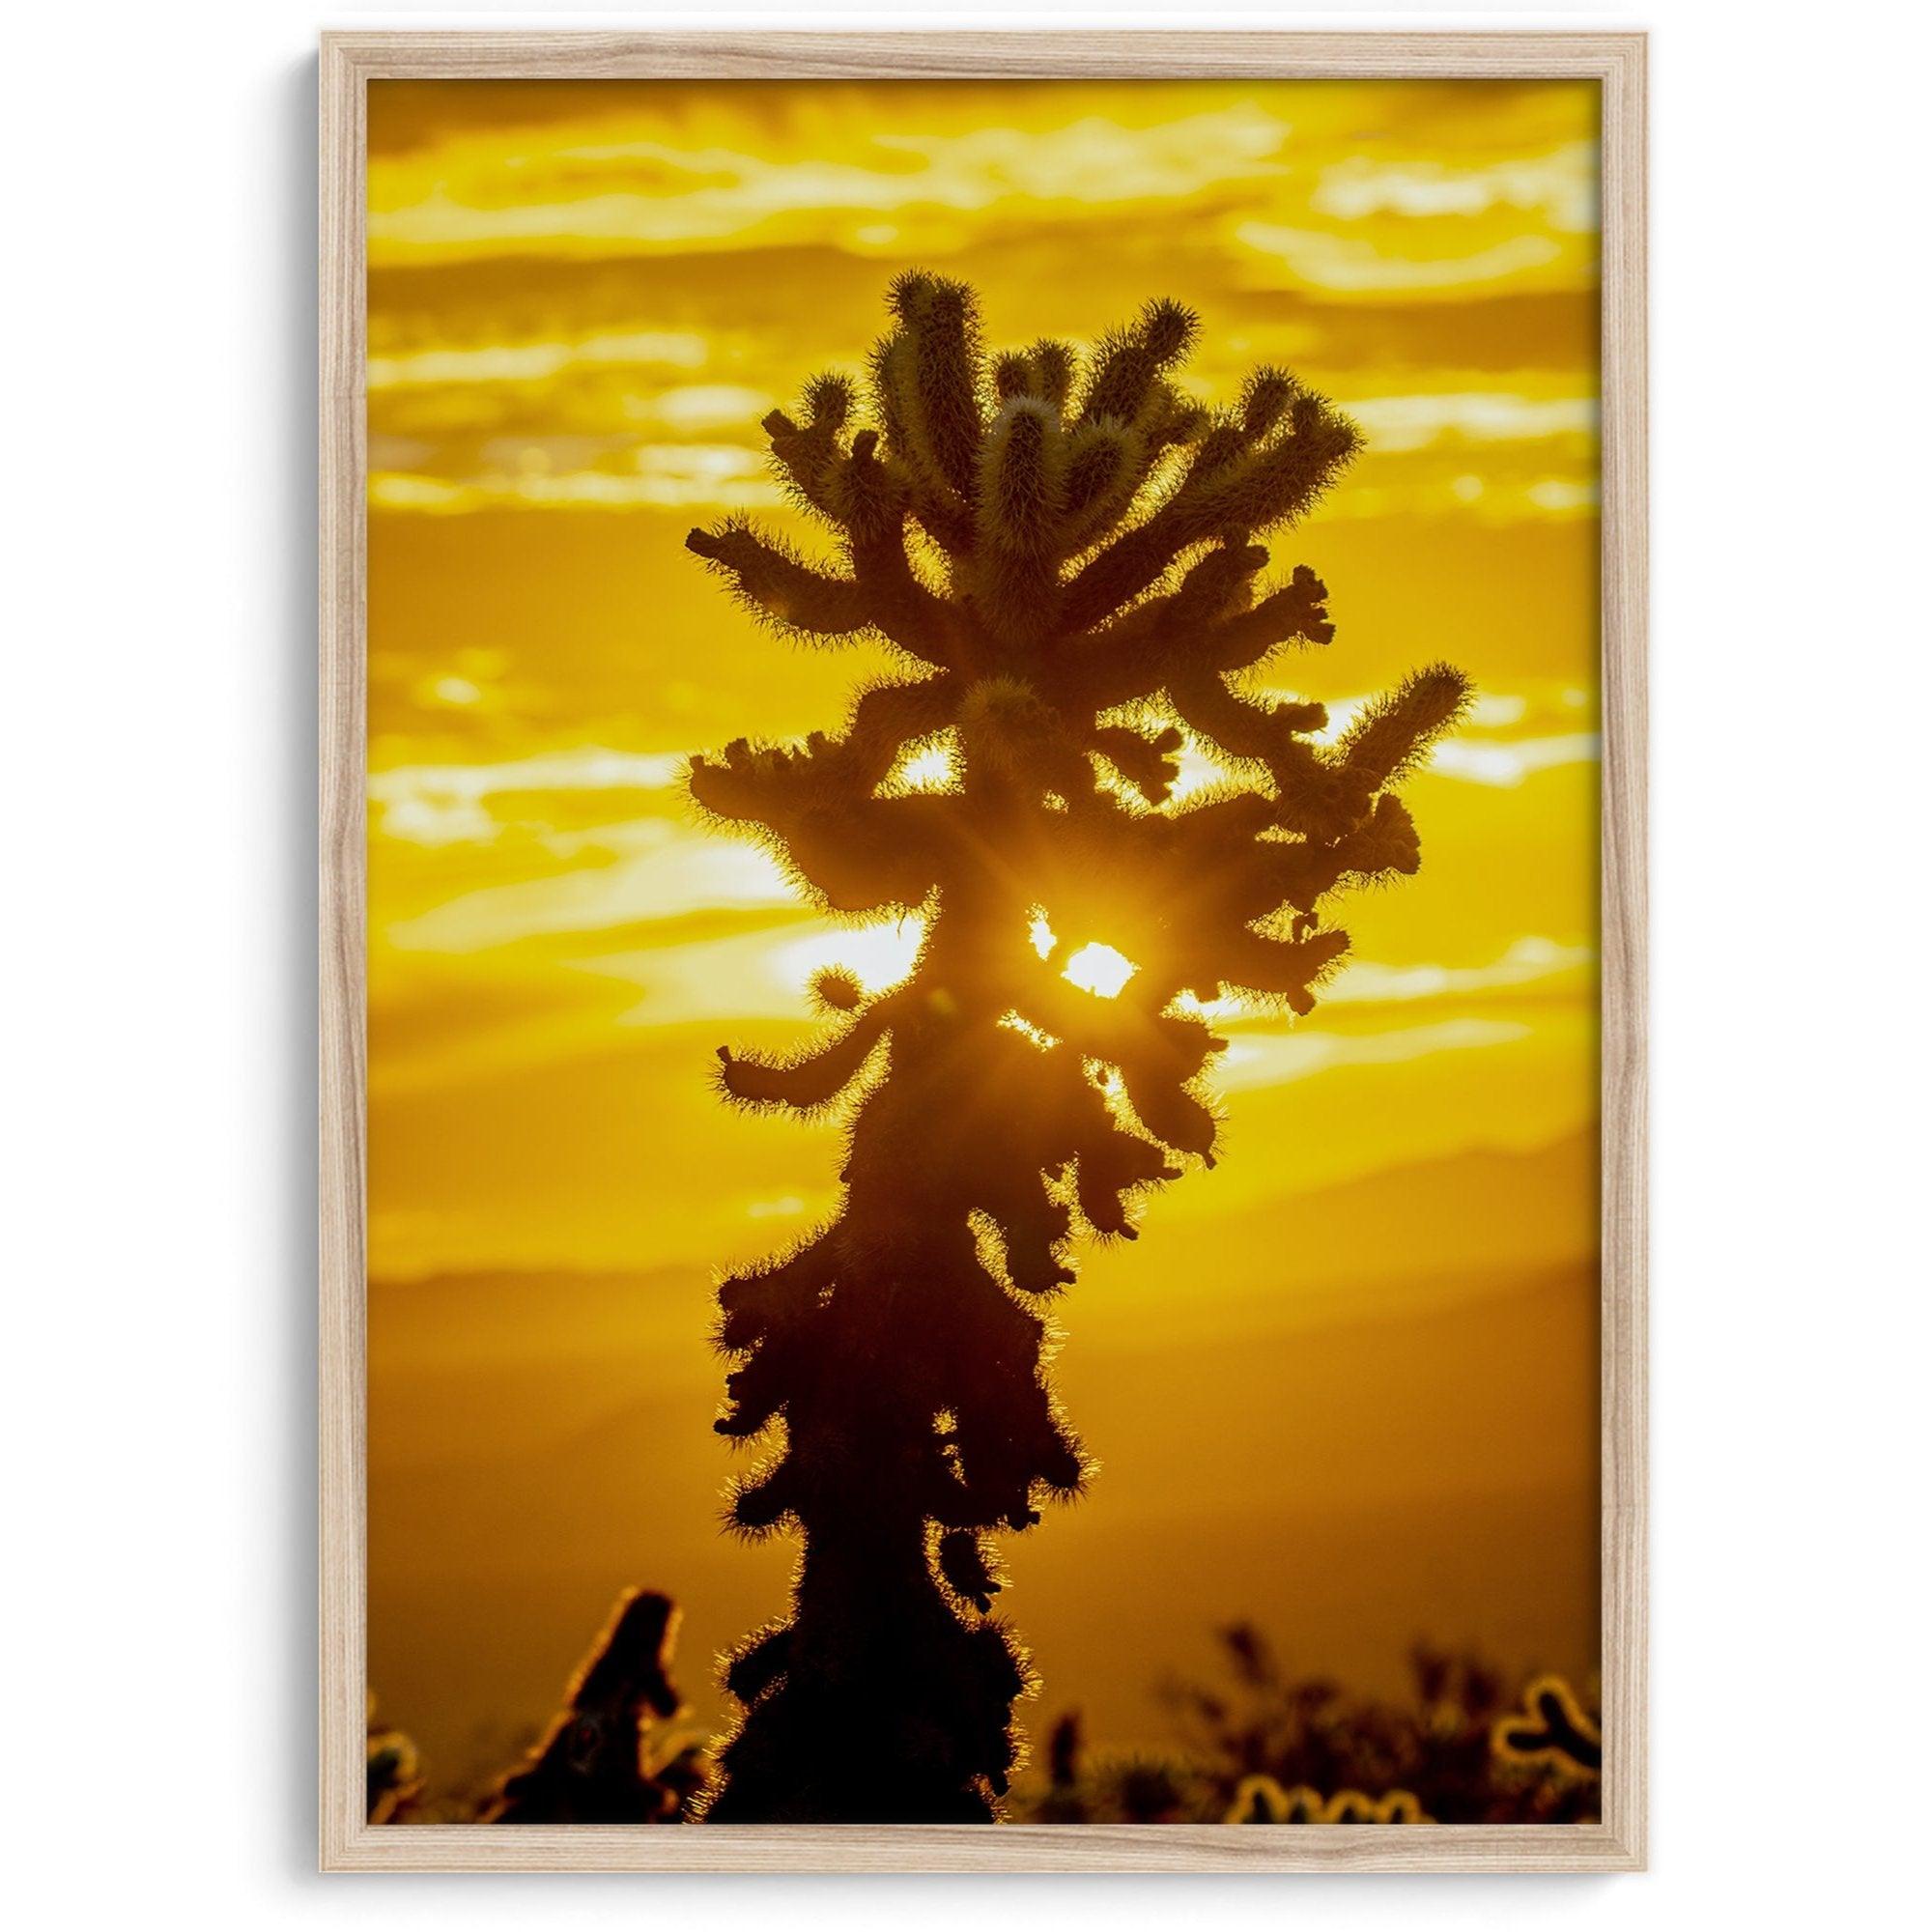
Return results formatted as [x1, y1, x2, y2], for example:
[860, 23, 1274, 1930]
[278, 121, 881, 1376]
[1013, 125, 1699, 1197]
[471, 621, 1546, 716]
[372, 747, 688, 845]
[1346, 390, 1597, 454]
[1426, 733, 1600, 786]
[1178, 937, 1594, 1030]
[385, 823, 795, 953]
[370, 443, 781, 515]
[1325, 936, 1594, 1006]
[367, 328, 709, 392]
[1311, 142, 1599, 233]
[584, 910, 932, 1029]
[368, 106, 1296, 265]
[1316, 473, 1599, 526]
[637, 384, 775, 434]
[866, 108, 1289, 209]
[1234, 224, 1566, 295]
[1213, 1016, 1532, 1094]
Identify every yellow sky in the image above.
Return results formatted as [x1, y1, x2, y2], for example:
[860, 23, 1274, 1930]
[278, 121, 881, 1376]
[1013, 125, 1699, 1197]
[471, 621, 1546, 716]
[364, 77, 1602, 1794]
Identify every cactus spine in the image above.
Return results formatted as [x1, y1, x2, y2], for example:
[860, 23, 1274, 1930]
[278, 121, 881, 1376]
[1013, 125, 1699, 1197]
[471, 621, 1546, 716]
[686, 274, 1469, 1822]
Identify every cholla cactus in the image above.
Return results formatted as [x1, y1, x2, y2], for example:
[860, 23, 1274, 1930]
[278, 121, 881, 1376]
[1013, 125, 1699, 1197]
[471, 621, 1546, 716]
[483, 1588, 696, 1824]
[365, 1691, 423, 1825]
[686, 274, 1469, 1823]
[1493, 1674, 1603, 1777]
[1228, 1776, 1430, 1824]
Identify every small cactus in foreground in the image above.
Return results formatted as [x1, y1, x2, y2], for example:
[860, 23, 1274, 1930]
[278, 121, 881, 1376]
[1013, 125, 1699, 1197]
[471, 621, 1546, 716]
[686, 274, 1470, 1822]
[1145, 1632, 1601, 1826]
[1493, 1674, 1603, 1776]
[1228, 1776, 1431, 1823]
[365, 1691, 423, 1824]
[483, 1588, 700, 1823]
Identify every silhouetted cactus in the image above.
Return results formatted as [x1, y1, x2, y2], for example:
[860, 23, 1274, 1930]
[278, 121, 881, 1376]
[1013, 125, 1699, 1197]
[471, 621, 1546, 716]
[1021, 1709, 1092, 1823]
[482, 1588, 699, 1823]
[687, 274, 1470, 1823]
[1225, 1775, 1429, 1824]
[1151, 1630, 1600, 1826]
[365, 1691, 423, 1825]
[1493, 1674, 1603, 1777]
[1047, 1709, 1084, 1791]
[1229, 1774, 1309, 1823]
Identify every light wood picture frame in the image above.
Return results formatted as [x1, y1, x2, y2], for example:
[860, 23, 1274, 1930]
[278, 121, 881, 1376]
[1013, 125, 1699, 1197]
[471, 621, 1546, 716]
[320, 29, 1646, 1874]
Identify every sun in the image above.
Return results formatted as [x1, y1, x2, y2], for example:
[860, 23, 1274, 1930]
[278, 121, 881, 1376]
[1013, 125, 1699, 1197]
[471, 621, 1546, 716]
[1062, 941, 1138, 999]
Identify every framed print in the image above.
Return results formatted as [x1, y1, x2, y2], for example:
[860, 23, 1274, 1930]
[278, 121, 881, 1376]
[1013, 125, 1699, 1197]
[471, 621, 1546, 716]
[320, 30, 1646, 1873]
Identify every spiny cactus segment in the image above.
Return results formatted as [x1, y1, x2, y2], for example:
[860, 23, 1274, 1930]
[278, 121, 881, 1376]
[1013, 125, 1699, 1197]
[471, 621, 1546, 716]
[483, 1588, 702, 1824]
[1493, 1673, 1604, 1776]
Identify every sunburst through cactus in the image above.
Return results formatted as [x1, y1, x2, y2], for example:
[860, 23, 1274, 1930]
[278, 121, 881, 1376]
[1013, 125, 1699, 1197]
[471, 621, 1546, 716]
[684, 273, 1471, 1823]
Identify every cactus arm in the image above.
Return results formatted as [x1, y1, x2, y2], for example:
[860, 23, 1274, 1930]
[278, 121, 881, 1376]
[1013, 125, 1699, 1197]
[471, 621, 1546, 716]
[717, 1002, 893, 1113]
[684, 522, 871, 639]
[1334, 663, 1474, 787]
[1196, 563, 1336, 670]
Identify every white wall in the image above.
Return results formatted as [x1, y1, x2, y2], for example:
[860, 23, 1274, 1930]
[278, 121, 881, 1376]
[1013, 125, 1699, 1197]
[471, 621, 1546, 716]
[7, 0, 1926, 1921]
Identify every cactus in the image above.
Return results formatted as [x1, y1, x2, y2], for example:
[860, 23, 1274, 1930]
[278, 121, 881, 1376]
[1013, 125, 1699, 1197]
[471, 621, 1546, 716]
[687, 274, 1470, 1823]
[1226, 1774, 1429, 1824]
[1493, 1674, 1603, 1777]
[482, 1588, 698, 1824]
[1154, 1632, 1600, 1826]
[365, 1691, 423, 1825]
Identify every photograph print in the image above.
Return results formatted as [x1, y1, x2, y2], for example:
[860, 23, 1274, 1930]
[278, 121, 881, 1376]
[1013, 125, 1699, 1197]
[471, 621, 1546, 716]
[345, 65, 1628, 1843]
